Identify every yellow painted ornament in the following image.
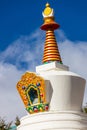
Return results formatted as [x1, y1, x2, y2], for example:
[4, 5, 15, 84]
[16, 72, 49, 114]
[43, 3, 52, 16]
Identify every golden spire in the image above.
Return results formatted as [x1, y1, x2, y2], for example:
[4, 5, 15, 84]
[41, 3, 62, 64]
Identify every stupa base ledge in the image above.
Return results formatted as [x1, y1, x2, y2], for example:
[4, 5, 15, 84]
[17, 111, 87, 130]
[36, 61, 69, 73]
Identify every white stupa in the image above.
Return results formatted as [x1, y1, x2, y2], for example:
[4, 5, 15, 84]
[16, 3, 87, 130]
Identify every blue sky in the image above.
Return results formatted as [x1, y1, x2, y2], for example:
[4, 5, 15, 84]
[0, 0, 87, 50]
[0, 0, 87, 122]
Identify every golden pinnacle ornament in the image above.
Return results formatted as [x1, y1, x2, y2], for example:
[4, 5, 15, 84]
[41, 3, 62, 64]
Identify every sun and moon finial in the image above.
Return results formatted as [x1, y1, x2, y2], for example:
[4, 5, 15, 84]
[42, 2, 54, 18]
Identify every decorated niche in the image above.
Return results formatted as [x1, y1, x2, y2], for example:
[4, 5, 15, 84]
[16, 72, 49, 114]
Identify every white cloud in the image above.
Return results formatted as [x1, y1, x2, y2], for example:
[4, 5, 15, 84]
[0, 63, 26, 122]
[0, 29, 87, 122]
[0, 29, 44, 71]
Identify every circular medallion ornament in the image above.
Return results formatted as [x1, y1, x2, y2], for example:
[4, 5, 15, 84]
[43, 3, 52, 16]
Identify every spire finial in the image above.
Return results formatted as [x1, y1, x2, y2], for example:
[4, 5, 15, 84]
[43, 2, 53, 17]
[41, 3, 62, 64]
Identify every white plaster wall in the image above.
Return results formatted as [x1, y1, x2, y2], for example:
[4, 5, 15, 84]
[40, 70, 86, 112]
[17, 111, 87, 130]
[17, 62, 86, 130]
